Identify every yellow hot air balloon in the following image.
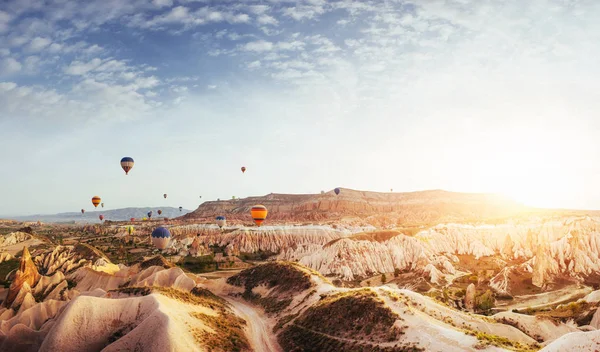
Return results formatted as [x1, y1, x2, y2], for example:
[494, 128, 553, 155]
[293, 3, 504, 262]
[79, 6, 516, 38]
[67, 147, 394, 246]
[92, 196, 101, 208]
[250, 205, 268, 227]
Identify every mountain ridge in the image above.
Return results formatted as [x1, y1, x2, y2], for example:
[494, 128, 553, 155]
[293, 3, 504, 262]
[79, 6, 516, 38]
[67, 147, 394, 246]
[182, 188, 533, 226]
[9, 207, 192, 223]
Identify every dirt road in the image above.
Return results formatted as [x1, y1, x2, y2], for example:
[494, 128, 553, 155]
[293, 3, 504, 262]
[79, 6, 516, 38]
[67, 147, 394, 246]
[224, 296, 283, 352]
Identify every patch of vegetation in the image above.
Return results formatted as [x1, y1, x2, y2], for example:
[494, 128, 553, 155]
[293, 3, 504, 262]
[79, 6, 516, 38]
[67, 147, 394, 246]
[279, 323, 423, 352]
[177, 255, 217, 273]
[274, 312, 300, 332]
[465, 330, 540, 352]
[289, 289, 405, 343]
[227, 262, 314, 294]
[0, 259, 19, 287]
[190, 311, 250, 352]
[475, 290, 495, 313]
[238, 250, 278, 261]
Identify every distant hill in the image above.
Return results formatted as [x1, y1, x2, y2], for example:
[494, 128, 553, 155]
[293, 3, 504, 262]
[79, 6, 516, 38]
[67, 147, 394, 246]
[11, 207, 191, 224]
[181, 188, 540, 226]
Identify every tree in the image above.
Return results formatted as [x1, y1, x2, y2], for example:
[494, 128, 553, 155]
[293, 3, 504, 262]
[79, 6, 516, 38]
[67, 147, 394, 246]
[381, 273, 387, 284]
[476, 290, 495, 312]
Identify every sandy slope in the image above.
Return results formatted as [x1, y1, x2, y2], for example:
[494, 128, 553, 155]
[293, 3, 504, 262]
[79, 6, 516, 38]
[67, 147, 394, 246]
[539, 330, 600, 351]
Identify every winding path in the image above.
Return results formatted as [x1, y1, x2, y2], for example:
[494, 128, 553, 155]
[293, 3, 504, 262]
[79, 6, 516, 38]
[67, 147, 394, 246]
[224, 296, 283, 352]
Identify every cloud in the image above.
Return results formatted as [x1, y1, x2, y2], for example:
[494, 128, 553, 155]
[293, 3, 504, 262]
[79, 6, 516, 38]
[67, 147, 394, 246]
[0, 57, 22, 75]
[129, 5, 252, 31]
[152, 0, 173, 7]
[0, 10, 12, 33]
[26, 37, 52, 52]
[64, 58, 104, 75]
[257, 14, 278, 25]
[282, 5, 325, 20]
[242, 40, 274, 52]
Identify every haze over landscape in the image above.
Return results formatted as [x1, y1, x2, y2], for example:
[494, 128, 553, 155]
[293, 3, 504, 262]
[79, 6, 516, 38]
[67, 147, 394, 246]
[3, 0, 600, 351]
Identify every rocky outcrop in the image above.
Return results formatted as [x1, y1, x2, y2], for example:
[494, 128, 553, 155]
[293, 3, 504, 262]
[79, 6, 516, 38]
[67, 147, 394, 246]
[464, 283, 476, 311]
[4, 247, 41, 308]
[178, 217, 600, 289]
[33, 244, 117, 276]
[0, 232, 32, 248]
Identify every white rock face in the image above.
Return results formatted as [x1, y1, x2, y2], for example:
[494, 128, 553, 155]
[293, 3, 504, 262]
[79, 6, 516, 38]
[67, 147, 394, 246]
[169, 217, 600, 285]
[540, 330, 600, 351]
[39, 294, 199, 352]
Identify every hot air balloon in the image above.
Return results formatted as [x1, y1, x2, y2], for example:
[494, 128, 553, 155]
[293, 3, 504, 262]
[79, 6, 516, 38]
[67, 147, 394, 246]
[120, 157, 134, 175]
[81, 209, 85, 214]
[216, 216, 226, 228]
[151, 227, 171, 250]
[179, 206, 182, 212]
[101, 202, 104, 208]
[130, 218, 135, 222]
[199, 196, 202, 199]
[390, 188, 393, 192]
[127, 226, 134, 235]
[251, 205, 268, 227]
[142, 217, 148, 221]
[99, 215, 104, 221]
[164, 194, 167, 199]
[232, 196, 236, 200]
[334, 188, 340, 195]
[158, 210, 162, 215]
[92, 196, 101, 207]
[241, 166, 246, 173]
[321, 191, 324, 194]
[148, 211, 153, 218]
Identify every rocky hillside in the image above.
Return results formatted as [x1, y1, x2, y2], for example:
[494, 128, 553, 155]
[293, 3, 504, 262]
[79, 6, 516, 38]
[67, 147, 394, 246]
[181, 188, 531, 226]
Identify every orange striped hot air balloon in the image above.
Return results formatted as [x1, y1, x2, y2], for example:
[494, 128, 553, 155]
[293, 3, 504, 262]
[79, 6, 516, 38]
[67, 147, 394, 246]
[250, 205, 268, 227]
[92, 196, 101, 208]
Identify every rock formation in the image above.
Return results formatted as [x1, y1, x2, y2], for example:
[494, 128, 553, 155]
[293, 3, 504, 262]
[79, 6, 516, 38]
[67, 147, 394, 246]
[4, 247, 41, 308]
[0, 232, 33, 248]
[464, 283, 476, 311]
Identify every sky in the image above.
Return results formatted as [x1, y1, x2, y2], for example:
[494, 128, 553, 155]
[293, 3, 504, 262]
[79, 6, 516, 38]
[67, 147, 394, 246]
[1, 0, 600, 215]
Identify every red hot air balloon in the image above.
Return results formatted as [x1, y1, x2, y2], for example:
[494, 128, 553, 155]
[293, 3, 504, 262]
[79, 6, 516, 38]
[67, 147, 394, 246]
[92, 196, 101, 207]
[81, 209, 85, 214]
[130, 218, 135, 221]
[241, 166, 246, 173]
[99, 215, 104, 221]
[158, 210, 162, 215]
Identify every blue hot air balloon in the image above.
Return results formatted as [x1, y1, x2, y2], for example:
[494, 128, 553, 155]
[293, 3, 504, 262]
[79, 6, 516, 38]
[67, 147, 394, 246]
[147, 211, 153, 218]
[151, 227, 171, 249]
[334, 188, 341, 195]
[216, 216, 226, 228]
[120, 157, 134, 175]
